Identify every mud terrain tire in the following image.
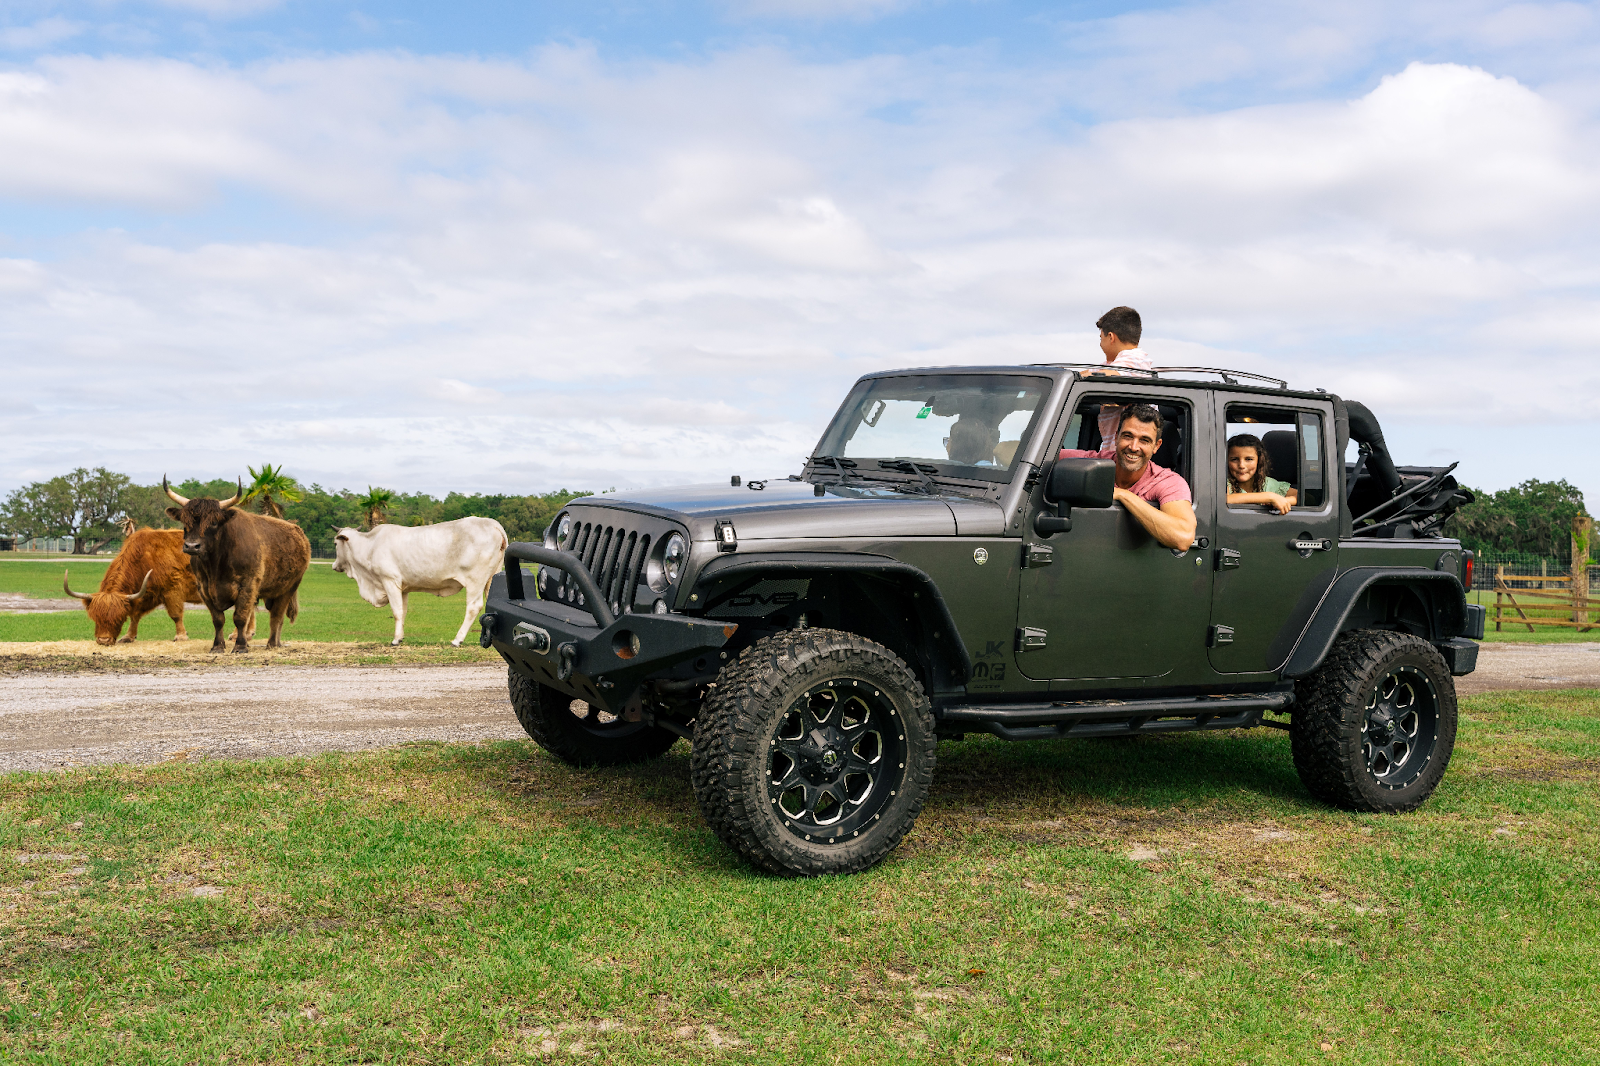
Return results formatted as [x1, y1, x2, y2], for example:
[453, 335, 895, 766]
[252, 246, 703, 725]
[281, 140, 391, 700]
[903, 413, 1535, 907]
[508, 667, 678, 767]
[1292, 629, 1457, 813]
[690, 629, 936, 876]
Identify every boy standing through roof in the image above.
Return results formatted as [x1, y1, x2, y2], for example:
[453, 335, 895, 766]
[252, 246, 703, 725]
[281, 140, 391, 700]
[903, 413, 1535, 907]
[1091, 306, 1152, 376]
[1085, 305, 1153, 446]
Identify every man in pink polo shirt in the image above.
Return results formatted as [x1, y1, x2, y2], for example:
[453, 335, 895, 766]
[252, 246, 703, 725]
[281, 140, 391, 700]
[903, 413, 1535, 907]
[1061, 402, 1196, 551]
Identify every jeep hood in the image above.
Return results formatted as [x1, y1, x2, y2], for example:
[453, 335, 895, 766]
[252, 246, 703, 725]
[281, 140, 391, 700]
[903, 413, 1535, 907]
[568, 480, 1004, 538]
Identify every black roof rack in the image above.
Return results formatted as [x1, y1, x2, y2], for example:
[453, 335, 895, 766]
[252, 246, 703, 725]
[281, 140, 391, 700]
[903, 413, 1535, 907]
[1149, 366, 1288, 388]
[1029, 363, 1288, 389]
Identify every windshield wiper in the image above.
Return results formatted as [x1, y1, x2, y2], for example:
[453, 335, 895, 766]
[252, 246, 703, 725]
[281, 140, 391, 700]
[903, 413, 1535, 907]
[811, 455, 858, 483]
[879, 459, 939, 495]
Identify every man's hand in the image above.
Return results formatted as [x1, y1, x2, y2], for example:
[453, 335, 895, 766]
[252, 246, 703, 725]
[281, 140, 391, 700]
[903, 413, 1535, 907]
[1113, 488, 1197, 551]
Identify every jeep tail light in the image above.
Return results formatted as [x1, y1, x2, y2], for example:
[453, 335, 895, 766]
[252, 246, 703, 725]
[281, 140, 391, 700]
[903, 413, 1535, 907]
[1462, 550, 1474, 590]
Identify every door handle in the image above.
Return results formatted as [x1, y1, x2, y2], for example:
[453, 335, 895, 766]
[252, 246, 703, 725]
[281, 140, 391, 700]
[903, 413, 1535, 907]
[1287, 538, 1334, 558]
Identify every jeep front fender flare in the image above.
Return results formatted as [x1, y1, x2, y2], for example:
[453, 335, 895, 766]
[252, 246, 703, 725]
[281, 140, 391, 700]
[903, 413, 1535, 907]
[1281, 567, 1469, 679]
[688, 552, 972, 688]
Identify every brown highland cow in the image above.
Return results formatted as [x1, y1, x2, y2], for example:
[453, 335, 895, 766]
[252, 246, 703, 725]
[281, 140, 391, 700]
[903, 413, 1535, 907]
[63, 528, 206, 646]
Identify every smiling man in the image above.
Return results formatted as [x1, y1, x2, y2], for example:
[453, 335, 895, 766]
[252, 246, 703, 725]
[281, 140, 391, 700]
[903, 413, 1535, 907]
[1061, 403, 1196, 550]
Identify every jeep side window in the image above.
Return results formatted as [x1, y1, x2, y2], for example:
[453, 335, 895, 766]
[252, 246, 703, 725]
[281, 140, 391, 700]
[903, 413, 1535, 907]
[1060, 396, 1191, 485]
[1224, 405, 1326, 510]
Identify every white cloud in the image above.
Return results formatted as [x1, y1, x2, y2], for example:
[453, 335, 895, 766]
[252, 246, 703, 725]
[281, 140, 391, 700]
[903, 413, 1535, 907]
[720, 0, 922, 20]
[0, 18, 84, 51]
[1, 34, 1599, 502]
[145, 0, 285, 15]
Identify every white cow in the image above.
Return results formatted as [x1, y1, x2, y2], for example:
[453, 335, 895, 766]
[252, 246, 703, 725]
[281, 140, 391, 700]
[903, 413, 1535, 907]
[332, 517, 509, 646]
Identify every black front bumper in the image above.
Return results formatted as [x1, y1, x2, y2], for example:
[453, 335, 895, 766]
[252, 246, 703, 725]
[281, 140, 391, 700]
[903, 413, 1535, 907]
[480, 543, 736, 714]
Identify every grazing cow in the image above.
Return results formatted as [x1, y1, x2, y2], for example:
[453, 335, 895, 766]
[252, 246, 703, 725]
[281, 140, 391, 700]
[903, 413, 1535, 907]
[62, 528, 205, 645]
[164, 477, 312, 654]
[332, 517, 508, 646]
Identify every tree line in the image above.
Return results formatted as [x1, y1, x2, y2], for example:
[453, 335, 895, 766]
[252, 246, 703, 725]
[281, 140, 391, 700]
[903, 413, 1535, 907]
[1443, 478, 1591, 561]
[0, 466, 592, 553]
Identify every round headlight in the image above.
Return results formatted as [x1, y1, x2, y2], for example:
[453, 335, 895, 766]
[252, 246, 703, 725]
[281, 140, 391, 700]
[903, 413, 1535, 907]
[542, 521, 557, 550]
[555, 514, 572, 549]
[662, 533, 686, 586]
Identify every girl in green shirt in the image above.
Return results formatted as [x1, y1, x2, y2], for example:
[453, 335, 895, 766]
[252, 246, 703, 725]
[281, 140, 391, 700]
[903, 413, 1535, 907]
[1226, 434, 1297, 515]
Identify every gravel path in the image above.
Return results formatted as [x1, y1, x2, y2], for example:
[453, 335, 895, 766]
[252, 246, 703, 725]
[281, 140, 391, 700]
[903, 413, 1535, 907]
[0, 644, 1594, 773]
[0, 664, 522, 772]
[1459, 641, 1600, 694]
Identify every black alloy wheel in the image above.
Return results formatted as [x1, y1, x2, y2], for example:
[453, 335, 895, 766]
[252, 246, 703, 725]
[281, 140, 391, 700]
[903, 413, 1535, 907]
[1292, 629, 1458, 813]
[1361, 664, 1439, 788]
[507, 668, 678, 767]
[692, 629, 936, 876]
[767, 680, 905, 843]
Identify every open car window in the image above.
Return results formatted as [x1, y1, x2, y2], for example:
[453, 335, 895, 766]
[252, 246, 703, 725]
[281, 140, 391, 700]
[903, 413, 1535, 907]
[1224, 404, 1326, 509]
[1061, 395, 1193, 485]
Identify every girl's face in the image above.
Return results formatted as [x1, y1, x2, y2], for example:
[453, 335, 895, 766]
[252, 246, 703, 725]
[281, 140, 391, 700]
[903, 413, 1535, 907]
[1228, 446, 1258, 483]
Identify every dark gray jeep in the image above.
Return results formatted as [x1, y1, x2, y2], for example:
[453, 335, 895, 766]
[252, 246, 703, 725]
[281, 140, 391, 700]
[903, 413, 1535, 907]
[480, 365, 1482, 876]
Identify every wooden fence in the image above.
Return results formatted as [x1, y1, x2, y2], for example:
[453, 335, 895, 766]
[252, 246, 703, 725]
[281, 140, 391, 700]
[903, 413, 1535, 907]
[1492, 515, 1596, 632]
[1494, 566, 1598, 632]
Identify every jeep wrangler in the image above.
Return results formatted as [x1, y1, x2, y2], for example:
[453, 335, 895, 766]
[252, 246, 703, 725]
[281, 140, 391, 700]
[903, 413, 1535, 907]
[480, 365, 1482, 877]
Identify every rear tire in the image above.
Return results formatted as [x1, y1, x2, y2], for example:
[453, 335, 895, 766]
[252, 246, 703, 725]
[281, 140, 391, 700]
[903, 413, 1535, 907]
[1292, 629, 1457, 813]
[690, 629, 936, 876]
[507, 667, 678, 767]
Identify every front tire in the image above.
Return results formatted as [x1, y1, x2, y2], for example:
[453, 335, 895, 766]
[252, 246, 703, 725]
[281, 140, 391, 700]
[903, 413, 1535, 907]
[690, 629, 937, 876]
[1292, 629, 1457, 813]
[507, 668, 678, 767]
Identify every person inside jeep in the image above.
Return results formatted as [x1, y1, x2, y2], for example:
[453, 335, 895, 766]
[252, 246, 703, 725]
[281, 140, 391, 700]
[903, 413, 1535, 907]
[1061, 403, 1197, 550]
[1225, 432, 1296, 514]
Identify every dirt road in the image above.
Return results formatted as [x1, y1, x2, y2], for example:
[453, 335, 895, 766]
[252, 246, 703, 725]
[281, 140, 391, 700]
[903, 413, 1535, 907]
[0, 643, 1595, 773]
[0, 663, 523, 772]
[1460, 641, 1600, 694]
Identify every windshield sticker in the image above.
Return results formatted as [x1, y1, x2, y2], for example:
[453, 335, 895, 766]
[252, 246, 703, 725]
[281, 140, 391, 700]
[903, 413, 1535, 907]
[916, 404, 933, 419]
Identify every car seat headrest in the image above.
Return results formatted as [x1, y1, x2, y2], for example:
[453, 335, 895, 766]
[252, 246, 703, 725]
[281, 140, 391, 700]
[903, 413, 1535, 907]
[1261, 430, 1299, 488]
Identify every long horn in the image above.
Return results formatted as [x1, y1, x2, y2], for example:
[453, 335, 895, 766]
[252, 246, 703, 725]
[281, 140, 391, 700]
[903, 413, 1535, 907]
[218, 477, 242, 509]
[62, 569, 93, 604]
[163, 475, 189, 506]
[123, 570, 153, 603]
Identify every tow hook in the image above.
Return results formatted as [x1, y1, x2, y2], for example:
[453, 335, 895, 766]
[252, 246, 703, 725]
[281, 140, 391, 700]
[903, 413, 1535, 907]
[556, 642, 579, 682]
[478, 613, 498, 649]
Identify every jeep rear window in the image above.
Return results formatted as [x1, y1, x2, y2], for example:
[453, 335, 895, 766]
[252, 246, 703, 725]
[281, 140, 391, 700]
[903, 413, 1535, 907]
[1225, 404, 1327, 509]
[817, 374, 1051, 482]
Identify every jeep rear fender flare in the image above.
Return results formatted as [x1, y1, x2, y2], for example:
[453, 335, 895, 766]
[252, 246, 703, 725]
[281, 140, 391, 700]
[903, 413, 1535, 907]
[688, 552, 972, 688]
[1281, 567, 1469, 679]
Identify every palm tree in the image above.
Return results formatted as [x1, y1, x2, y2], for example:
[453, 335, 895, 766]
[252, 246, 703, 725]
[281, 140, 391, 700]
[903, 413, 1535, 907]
[356, 486, 394, 530]
[242, 463, 303, 519]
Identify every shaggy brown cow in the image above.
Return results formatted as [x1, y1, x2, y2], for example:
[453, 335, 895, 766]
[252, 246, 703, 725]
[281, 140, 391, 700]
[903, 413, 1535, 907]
[62, 528, 206, 646]
[164, 477, 311, 654]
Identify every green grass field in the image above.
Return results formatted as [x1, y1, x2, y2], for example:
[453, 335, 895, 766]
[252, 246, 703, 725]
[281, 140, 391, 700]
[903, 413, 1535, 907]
[1, 689, 1596, 1064]
[8, 560, 1597, 646]
[0, 560, 491, 646]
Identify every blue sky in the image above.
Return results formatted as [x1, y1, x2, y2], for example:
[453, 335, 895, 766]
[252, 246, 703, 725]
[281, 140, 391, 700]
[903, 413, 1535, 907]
[2, 0, 1599, 504]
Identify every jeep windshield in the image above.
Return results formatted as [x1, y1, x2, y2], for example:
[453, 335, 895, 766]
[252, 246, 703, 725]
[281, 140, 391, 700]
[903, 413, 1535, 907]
[813, 373, 1052, 484]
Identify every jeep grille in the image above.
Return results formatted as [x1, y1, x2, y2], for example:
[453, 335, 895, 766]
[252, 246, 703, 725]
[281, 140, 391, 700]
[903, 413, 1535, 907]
[550, 520, 651, 617]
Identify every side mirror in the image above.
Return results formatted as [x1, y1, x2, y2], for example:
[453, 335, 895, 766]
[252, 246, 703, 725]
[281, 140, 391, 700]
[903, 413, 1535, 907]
[1036, 458, 1116, 535]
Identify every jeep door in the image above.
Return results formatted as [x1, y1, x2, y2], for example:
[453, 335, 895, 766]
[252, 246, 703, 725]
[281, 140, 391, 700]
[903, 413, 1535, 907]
[1016, 384, 1217, 682]
[1208, 395, 1340, 673]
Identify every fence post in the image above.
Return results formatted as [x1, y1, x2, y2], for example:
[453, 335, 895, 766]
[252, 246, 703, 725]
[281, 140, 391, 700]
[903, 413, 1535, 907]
[1575, 516, 1593, 628]
[1495, 563, 1503, 632]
